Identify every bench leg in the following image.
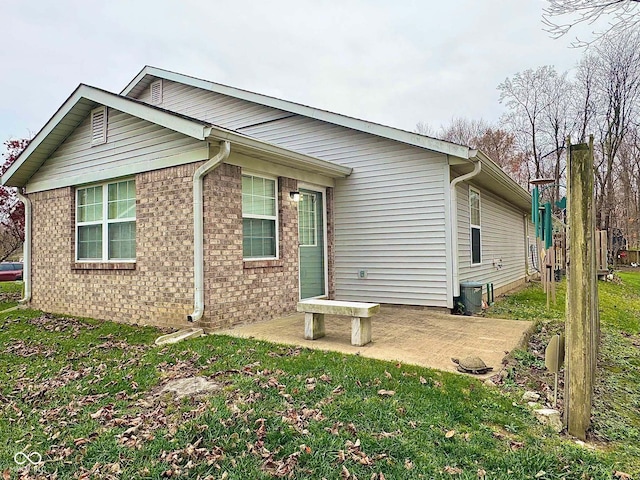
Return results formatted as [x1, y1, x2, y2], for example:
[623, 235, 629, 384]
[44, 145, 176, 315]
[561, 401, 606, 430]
[304, 312, 325, 340]
[351, 317, 371, 346]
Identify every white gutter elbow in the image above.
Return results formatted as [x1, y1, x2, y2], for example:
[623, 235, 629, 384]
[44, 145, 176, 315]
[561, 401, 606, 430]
[187, 140, 231, 322]
[17, 191, 31, 304]
[450, 158, 481, 299]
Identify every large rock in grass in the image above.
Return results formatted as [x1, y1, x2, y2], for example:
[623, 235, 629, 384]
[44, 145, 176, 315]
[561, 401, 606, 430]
[534, 408, 563, 433]
[522, 391, 540, 402]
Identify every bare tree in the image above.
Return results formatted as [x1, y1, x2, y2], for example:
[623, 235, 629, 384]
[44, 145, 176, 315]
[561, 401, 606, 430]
[0, 138, 28, 262]
[498, 66, 560, 184]
[437, 117, 492, 146]
[415, 116, 531, 188]
[414, 121, 436, 137]
[538, 71, 574, 204]
[543, 0, 640, 47]
[573, 54, 599, 143]
[591, 33, 640, 240]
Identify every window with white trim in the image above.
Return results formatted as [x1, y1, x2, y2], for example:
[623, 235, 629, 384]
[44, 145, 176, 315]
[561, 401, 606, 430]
[90, 106, 107, 146]
[298, 191, 317, 247]
[242, 174, 278, 259]
[76, 179, 136, 261]
[150, 79, 163, 105]
[470, 188, 481, 264]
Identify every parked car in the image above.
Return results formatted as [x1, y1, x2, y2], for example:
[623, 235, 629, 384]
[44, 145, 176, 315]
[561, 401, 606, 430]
[0, 262, 23, 281]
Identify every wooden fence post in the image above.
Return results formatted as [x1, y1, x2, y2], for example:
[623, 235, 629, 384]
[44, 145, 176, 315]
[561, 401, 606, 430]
[564, 136, 597, 440]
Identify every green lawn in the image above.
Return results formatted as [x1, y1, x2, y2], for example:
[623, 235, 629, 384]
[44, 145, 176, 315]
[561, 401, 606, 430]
[1, 273, 638, 479]
[0, 281, 22, 311]
[486, 270, 640, 477]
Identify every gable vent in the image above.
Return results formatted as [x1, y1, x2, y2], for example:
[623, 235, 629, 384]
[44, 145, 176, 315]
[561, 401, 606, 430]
[150, 79, 163, 104]
[90, 106, 107, 146]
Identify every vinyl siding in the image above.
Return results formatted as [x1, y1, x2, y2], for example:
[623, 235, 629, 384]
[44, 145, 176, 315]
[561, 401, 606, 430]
[28, 108, 207, 191]
[457, 183, 528, 290]
[136, 80, 293, 130]
[240, 116, 450, 306]
[134, 81, 451, 306]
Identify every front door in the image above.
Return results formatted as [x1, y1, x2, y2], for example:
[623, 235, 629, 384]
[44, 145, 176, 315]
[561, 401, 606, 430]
[298, 188, 326, 299]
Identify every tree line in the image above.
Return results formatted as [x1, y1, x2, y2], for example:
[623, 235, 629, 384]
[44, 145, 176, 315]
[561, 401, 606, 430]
[418, 32, 640, 262]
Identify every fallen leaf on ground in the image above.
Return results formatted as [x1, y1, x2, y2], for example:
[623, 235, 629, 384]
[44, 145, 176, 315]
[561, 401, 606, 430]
[445, 430, 456, 438]
[444, 465, 463, 475]
[614, 472, 632, 480]
[377, 389, 395, 397]
[340, 465, 351, 479]
[510, 441, 524, 451]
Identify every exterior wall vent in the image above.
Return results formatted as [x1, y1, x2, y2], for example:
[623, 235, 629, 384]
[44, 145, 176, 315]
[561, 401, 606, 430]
[150, 79, 163, 105]
[90, 106, 107, 146]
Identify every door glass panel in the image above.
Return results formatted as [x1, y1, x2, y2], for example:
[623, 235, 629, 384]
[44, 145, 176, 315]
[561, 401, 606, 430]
[299, 192, 317, 246]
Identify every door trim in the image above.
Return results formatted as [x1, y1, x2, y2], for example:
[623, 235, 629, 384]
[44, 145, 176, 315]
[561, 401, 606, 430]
[298, 183, 328, 300]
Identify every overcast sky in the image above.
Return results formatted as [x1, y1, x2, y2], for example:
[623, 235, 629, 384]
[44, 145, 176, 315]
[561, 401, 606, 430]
[1, 0, 588, 153]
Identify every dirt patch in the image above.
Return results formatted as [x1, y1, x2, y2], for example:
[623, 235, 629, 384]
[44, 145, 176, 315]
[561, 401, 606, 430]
[159, 376, 223, 399]
[489, 321, 565, 408]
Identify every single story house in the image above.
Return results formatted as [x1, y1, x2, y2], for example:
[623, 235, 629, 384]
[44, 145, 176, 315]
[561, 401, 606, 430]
[2, 66, 533, 330]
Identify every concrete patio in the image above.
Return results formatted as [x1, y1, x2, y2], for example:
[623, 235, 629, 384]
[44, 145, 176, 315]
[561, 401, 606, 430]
[217, 307, 533, 377]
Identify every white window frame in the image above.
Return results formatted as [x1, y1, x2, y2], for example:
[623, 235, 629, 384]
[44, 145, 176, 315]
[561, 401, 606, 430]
[90, 106, 107, 146]
[75, 179, 136, 263]
[298, 190, 318, 247]
[242, 172, 279, 261]
[469, 187, 482, 265]
[150, 79, 163, 105]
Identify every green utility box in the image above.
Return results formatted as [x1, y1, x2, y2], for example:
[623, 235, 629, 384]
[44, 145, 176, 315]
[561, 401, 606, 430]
[459, 281, 484, 315]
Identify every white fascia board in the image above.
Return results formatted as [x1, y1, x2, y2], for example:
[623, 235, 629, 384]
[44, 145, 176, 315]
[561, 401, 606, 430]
[121, 65, 149, 96]
[2, 84, 211, 187]
[2, 85, 85, 186]
[122, 66, 473, 160]
[207, 129, 353, 179]
[473, 150, 532, 210]
[80, 86, 210, 140]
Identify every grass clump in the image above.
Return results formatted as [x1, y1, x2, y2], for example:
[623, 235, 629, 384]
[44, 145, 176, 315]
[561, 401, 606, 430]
[0, 281, 22, 311]
[3, 271, 640, 478]
[486, 270, 640, 476]
[0, 308, 627, 479]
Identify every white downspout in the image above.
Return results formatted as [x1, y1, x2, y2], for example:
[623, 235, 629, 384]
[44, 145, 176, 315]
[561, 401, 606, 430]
[17, 191, 31, 304]
[187, 141, 231, 322]
[450, 155, 481, 298]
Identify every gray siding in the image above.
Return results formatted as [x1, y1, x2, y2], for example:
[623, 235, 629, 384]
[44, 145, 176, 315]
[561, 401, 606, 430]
[457, 183, 528, 290]
[134, 81, 452, 306]
[242, 116, 451, 306]
[137, 80, 293, 130]
[28, 108, 207, 191]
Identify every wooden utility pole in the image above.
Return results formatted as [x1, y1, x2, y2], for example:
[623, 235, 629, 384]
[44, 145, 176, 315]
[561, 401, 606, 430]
[564, 136, 598, 440]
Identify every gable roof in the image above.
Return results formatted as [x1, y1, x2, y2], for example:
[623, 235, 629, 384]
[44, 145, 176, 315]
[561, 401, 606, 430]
[122, 66, 531, 210]
[122, 66, 477, 160]
[2, 84, 352, 188]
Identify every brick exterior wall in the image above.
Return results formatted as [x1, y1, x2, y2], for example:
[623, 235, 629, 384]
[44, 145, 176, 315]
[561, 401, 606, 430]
[27, 162, 329, 330]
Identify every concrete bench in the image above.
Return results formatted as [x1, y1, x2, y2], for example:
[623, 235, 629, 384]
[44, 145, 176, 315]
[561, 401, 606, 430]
[296, 299, 380, 346]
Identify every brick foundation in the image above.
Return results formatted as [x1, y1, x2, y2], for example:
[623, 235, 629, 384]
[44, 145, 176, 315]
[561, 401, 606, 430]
[27, 162, 326, 330]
